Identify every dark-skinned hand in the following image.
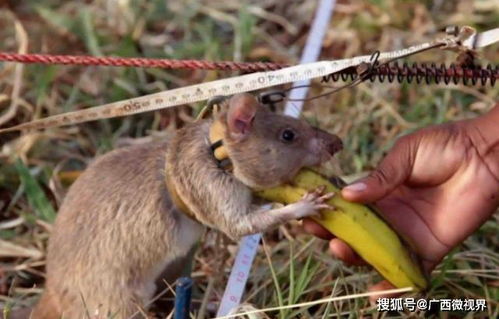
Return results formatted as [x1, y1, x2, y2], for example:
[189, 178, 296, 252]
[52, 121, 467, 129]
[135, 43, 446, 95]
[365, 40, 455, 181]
[304, 103, 499, 300]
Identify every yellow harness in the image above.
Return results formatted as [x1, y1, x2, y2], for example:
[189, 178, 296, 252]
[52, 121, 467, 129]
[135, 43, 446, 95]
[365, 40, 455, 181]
[165, 120, 231, 221]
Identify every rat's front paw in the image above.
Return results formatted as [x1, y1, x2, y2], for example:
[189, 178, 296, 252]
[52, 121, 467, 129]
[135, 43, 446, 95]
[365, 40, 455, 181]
[290, 186, 335, 219]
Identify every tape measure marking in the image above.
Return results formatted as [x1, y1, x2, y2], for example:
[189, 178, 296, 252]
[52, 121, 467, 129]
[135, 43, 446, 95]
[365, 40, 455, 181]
[0, 41, 439, 134]
[216, 233, 262, 317]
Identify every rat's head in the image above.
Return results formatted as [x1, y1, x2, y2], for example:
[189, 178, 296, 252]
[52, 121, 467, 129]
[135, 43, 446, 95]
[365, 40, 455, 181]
[219, 93, 342, 189]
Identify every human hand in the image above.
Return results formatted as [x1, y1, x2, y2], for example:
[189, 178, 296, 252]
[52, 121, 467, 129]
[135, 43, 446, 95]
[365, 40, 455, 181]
[304, 103, 499, 295]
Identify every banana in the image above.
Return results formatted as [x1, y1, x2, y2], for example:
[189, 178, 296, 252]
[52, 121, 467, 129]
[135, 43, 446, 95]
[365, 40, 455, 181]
[255, 168, 428, 291]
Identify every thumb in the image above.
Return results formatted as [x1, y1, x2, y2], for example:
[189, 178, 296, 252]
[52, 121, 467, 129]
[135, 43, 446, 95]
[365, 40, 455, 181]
[342, 137, 416, 203]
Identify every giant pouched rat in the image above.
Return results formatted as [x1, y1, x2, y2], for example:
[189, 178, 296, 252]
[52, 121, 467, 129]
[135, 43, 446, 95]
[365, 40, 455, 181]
[31, 93, 343, 318]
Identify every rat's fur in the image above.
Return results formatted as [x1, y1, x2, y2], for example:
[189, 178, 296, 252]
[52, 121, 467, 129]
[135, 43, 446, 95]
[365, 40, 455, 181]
[32, 94, 342, 318]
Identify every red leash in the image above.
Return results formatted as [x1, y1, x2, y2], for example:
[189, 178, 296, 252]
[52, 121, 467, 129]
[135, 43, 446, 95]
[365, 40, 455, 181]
[0, 52, 287, 72]
[0, 52, 496, 85]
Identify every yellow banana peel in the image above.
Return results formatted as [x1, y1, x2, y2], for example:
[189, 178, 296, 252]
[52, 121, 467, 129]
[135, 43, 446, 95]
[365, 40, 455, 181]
[255, 168, 428, 291]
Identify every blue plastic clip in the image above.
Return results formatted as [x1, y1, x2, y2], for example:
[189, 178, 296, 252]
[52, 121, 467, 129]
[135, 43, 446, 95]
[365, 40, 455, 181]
[174, 277, 193, 319]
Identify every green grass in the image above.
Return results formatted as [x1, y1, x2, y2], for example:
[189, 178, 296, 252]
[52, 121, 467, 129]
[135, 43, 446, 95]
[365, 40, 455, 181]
[0, 0, 498, 318]
[13, 159, 56, 223]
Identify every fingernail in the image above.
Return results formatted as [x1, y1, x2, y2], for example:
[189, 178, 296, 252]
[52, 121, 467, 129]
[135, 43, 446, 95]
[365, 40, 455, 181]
[343, 182, 367, 192]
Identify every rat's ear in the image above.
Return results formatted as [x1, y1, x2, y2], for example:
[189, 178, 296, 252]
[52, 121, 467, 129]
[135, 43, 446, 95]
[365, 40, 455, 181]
[226, 94, 259, 141]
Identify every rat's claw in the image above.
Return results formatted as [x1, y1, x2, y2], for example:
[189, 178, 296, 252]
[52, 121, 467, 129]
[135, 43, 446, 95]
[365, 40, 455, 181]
[301, 192, 314, 202]
[294, 187, 336, 219]
[319, 191, 335, 201]
[303, 186, 327, 200]
[315, 185, 327, 195]
[315, 204, 330, 210]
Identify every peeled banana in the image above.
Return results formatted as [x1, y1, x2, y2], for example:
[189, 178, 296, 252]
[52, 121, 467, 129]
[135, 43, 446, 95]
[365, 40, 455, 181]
[255, 168, 428, 291]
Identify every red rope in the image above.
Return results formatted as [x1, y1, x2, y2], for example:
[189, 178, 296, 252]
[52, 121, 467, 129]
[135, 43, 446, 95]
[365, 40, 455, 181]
[1, 52, 496, 85]
[0, 52, 288, 72]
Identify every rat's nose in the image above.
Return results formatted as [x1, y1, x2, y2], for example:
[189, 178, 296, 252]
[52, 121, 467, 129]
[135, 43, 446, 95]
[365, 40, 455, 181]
[327, 134, 343, 155]
[316, 128, 343, 155]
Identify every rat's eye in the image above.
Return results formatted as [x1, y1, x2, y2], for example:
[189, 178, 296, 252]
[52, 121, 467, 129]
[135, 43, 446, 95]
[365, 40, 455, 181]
[280, 128, 296, 143]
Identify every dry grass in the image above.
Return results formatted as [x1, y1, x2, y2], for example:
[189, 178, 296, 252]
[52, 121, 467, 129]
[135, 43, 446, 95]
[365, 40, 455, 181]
[0, 0, 498, 318]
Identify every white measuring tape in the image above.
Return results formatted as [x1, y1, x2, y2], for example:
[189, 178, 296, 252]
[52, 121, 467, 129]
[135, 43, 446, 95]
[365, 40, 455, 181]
[216, 232, 263, 317]
[0, 27, 497, 134]
[284, 0, 336, 117]
[216, 0, 336, 316]
[0, 34, 471, 134]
